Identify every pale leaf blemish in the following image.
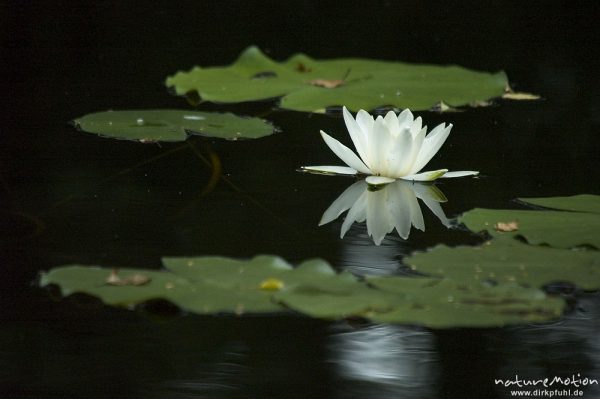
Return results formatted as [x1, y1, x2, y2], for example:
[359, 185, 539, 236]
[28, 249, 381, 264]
[494, 221, 519, 232]
[105, 269, 151, 286]
[235, 303, 245, 315]
[308, 79, 345, 89]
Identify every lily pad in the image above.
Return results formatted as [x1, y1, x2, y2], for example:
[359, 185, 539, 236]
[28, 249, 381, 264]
[273, 274, 394, 319]
[40, 256, 365, 315]
[406, 238, 600, 290]
[39, 265, 282, 314]
[166, 46, 508, 113]
[41, 253, 569, 327]
[366, 277, 564, 328]
[40, 266, 189, 305]
[274, 273, 563, 327]
[519, 194, 600, 214]
[72, 109, 275, 142]
[459, 205, 600, 249]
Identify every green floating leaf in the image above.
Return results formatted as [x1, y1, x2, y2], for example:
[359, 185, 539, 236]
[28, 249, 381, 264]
[273, 274, 393, 319]
[460, 200, 600, 249]
[403, 195, 600, 292]
[166, 46, 508, 113]
[406, 237, 600, 290]
[72, 109, 275, 142]
[520, 194, 600, 214]
[274, 273, 563, 327]
[366, 277, 564, 328]
[40, 266, 189, 305]
[41, 257, 563, 328]
[40, 256, 359, 315]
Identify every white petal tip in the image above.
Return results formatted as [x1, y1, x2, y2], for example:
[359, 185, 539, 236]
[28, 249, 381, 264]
[401, 169, 448, 182]
[301, 166, 358, 176]
[318, 129, 372, 174]
[441, 170, 479, 178]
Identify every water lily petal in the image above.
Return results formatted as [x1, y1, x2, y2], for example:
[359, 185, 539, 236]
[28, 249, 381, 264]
[388, 182, 413, 239]
[383, 126, 412, 177]
[342, 107, 370, 167]
[369, 116, 392, 173]
[421, 199, 451, 227]
[301, 165, 358, 175]
[441, 170, 479, 178]
[320, 130, 371, 174]
[401, 169, 448, 181]
[407, 188, 425, 231]
[355, 110, 374, 139]
[365, 176, 396, 186]
[412, 184, 451, 227]
[319, 180, 367, 226]
[340, 191, 368, 238]
[392, 126, 426, 177]
[397, 108, 414, 130]
[410, 210, 426, 232]
[409, 123, 452, 174]
[384, 110, 400, 136]
[411, 183, 448, 202]
[410, 116, 423, 138]
[367, 188, 393, 245]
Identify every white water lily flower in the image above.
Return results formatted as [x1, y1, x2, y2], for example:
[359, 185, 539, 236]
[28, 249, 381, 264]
[320, 179, 450, 245]
[302, 107, 478, 185]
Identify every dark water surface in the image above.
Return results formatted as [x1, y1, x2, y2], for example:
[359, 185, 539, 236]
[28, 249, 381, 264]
[3, 2, 600, 398]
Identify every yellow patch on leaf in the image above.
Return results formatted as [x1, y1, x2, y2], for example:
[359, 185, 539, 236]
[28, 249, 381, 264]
[259, 278, 285, 291]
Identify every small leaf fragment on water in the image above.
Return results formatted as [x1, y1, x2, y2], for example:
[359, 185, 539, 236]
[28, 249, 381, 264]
[259, 278, 285, 291]
[470, 100, 493, 107]
[106, 269, 151, 286]
[494, 221, 519, 232]
[308, 79, 345, 89]
[502, 91, 541, 101]
[138, 138, 159, 144]
[430, 101, 462, 113]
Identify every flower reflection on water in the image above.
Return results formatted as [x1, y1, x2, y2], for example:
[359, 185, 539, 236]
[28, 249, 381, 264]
[319, 179, 451, 245]
[329, 324, 438, 398]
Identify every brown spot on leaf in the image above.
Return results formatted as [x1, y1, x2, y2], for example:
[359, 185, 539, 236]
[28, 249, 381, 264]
[106, 269, 151, 286]
[295, 63, 312, 73]
[308, 79, 345, 89]
[494, 221, 519, 232]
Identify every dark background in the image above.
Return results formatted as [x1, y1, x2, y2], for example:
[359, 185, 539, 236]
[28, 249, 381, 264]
[2, 1, 600, 398]
[5, 1, 599, 111]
